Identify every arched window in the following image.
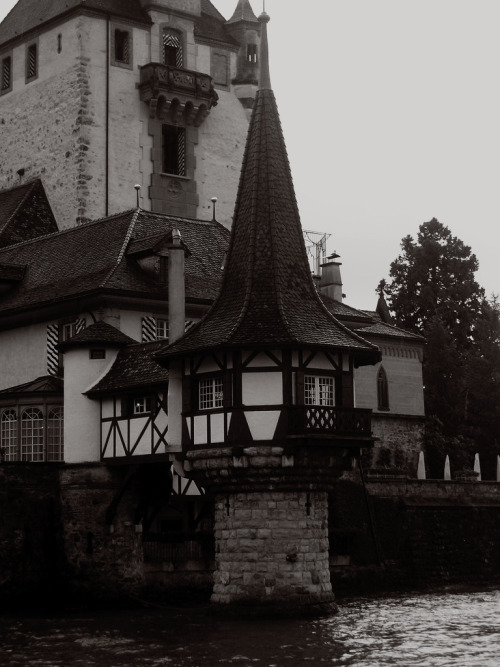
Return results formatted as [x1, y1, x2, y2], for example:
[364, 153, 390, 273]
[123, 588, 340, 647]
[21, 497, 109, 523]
[21, 408, 44, 461]
[163, 29, 183, 67]
[1, 409, 17, 461]
[377, 367, 389, 411]
[47, 407, 64, 462]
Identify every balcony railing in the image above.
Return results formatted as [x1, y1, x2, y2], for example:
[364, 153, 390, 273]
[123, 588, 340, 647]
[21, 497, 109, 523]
[290, 406, 372, 439]
[139, 63, 218, 125]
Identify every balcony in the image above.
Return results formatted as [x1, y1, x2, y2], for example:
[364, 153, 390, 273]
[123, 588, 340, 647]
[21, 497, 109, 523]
[139, 63, 219, 126]
[289, 406, 373, 443]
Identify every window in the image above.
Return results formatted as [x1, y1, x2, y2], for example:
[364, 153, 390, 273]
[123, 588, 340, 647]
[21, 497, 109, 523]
[163, 29, 182, 67]
[1, 409, 17, 460]
[247, 44, 258, 64]
[26, 42, 38, 81]
[114, 29, 130, 64]
[21, 408, 44, 461]
[156, 318, 168, 340]
[304, 375, 335, 406]
[133, 397, 152, 415]
[377, 367, 389, 411]
[47, 408, 64, 461]
[162, 125, 186, 176]
[57, 34, 62, 54]
[90, 349, 106, 360]
[1, 55, 12, 93]
[199, 377, 224, 410]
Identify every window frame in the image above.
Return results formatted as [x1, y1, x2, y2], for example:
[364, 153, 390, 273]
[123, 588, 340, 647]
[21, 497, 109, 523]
[162, 124, 186, 177]
[1, 52, 12, 95]
[162, 27, 183, 68]
[304, 374, 336, 407]
[1, 409, 17, 461]
[25, 39, 38, 83]
[198, 376, 224, 411]
[377, 366, 390, 411]
[111, 24, 133, 70]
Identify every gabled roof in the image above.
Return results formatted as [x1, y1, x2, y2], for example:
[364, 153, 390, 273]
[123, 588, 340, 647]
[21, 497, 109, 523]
[195, 0, 239, 46]
[356, 320, 424, 342]
[0, 375, 63, 396]
[159, 14, 380, 365]
[0, 180, 58, 248]
[0, 0, 150, 47]
[0, 209, 229, 318]
[87, 340, 169, 396]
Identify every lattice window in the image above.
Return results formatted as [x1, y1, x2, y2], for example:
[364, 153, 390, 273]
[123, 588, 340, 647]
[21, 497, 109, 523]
[1, 56, 11, 92]
[304, 375, 335, 406]
[163, 30, 183, 67]
[377, 366, 389, 410]
[133, 397, 152, 415]
[26, 43, 37, 80]
[162, 125, 186, 176]
[156, 318, 168, 340]
[47, 407, 64, 461]
[114, 29, 130, 64]
[21, 408, 44, 461]
[1, 409, 17, 461]
[199, 377, 224, 410]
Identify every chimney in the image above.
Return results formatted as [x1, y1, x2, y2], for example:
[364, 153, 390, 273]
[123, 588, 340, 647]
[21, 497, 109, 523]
[320, 253, 343, 302]
[167, 229, 185, 452]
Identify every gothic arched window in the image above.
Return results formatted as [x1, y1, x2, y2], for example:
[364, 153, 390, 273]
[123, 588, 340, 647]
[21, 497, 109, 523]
[377, 367, 389, 411]
[163, 29, 183, 68]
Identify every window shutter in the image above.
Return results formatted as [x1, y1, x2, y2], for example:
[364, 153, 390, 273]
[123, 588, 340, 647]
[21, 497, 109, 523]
[142, 316, 157, 342]
[47, 324, 59, 375]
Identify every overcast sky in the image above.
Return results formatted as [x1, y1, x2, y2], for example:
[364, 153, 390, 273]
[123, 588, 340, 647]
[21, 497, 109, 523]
[1, 0, 499, 309]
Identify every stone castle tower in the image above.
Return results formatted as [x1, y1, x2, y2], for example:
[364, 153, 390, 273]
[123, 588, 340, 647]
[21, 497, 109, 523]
[0, 0, 261, 228]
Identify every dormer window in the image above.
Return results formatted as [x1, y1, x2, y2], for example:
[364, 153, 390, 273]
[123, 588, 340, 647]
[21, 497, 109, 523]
[199, 377, 224, 410]
[26, 42, 38, 82]
[304, 375, 335, 406]
[163, 29, 183, 67]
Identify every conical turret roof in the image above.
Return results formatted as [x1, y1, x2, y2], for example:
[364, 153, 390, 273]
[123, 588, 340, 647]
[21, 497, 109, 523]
[159, 12, 379, 365]
[226, 0, 259, 24]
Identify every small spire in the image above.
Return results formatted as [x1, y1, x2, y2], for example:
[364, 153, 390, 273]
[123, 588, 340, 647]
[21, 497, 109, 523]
[258, 10, 271, 90]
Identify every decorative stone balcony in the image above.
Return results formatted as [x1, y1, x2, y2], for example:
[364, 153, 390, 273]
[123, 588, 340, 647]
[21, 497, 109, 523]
[139, 63, 219, 126]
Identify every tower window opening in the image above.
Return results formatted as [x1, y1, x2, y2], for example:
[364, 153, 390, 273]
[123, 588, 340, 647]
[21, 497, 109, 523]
[1, 56, 11, 92]
[247, 44, 258, 64]
[26, 43, 37, 81]
[163, 30, 183, 67]
[377, 367, 389, 411]
[115, 29, 130, 64]
[162, 125, 186, 176]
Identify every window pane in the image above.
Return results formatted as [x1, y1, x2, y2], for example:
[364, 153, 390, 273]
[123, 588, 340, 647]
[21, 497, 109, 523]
[21, 408, 44, 461]
[115, 29, 130, 64]
[47, 407, 64, 461]
[1, 409, 17, 461]
[199, 377, 223, 410]
[304, 376, 335, 406]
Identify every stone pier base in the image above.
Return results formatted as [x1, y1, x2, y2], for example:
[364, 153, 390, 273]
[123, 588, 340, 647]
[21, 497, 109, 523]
[211, 490, 336, 615]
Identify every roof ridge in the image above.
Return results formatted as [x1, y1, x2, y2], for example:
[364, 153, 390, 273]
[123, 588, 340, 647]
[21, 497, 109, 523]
[99, 208, 141, 288]
[6, 179, 38, 225]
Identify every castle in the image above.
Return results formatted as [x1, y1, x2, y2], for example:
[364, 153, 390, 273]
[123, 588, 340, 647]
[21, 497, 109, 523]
[0, 0, 426, 610]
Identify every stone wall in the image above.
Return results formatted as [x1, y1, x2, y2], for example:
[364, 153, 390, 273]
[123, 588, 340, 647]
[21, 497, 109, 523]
[361, 414, 425, 474]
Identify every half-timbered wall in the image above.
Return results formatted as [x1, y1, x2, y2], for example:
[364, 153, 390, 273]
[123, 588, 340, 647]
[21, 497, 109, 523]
[101, 390, 168, 459]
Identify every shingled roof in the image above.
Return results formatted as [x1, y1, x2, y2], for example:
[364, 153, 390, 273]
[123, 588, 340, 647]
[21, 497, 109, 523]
[226, 0, 259, 24]
[0, 209, 229, 318]
[158, 13, 380, 365]
[0, 180, 58, 249]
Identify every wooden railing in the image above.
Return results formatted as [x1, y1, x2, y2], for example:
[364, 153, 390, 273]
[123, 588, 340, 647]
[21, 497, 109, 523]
[291, 406, 372, 437]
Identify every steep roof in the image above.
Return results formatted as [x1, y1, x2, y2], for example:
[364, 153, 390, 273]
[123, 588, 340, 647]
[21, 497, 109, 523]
[58, 321, 135, 351]
[159, 13, 380, 365]
[0, 180, 58, 248]
[195, 0, 239, 46]
[87, 340, 169, 395]
[0, 209, 229, 317]
[0, 0, 150, 47]
[226, 0, 259, 24]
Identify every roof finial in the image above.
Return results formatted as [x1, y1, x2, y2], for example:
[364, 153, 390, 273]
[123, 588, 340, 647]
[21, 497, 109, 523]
[258, 7, 271, 90]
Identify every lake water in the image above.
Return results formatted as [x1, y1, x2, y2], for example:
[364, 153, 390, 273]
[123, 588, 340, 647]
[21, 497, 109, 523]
[1, 588, 499, 666]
